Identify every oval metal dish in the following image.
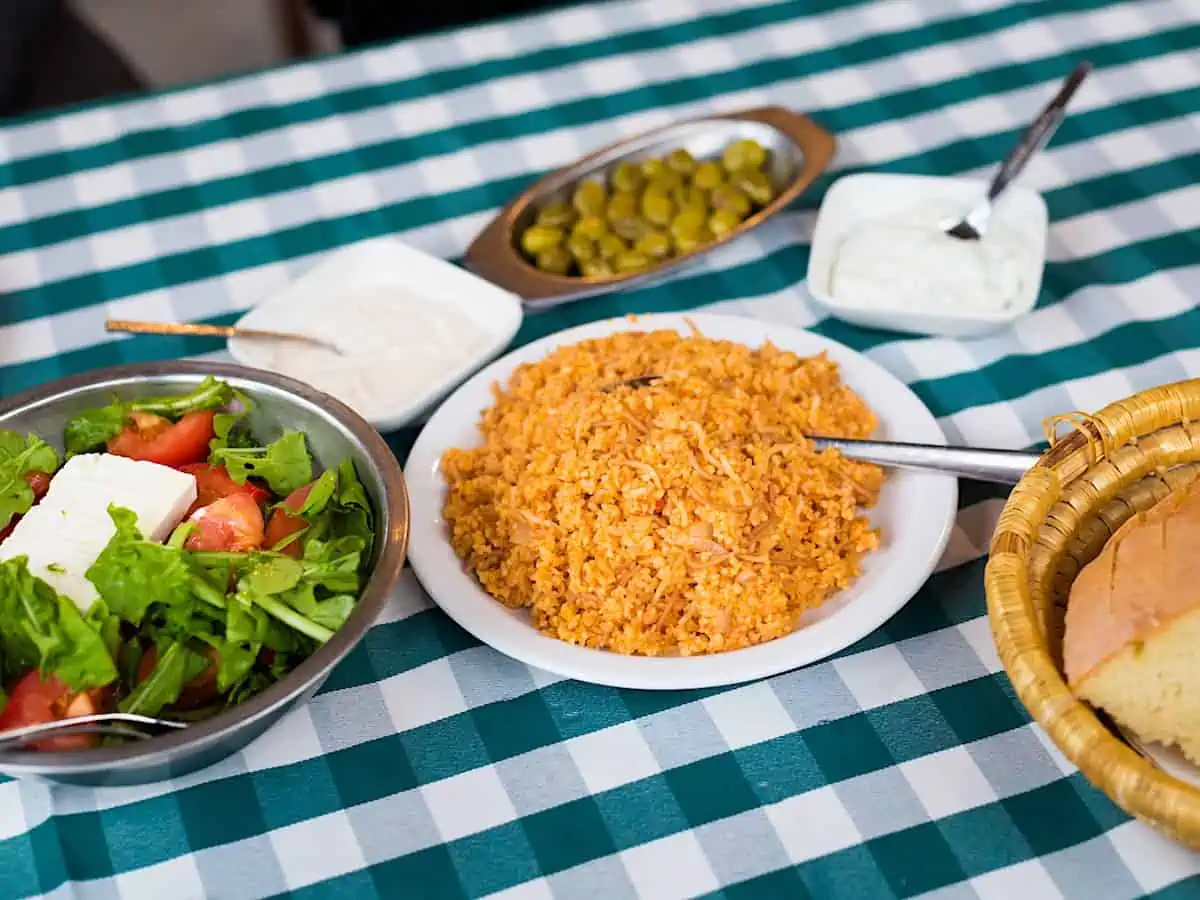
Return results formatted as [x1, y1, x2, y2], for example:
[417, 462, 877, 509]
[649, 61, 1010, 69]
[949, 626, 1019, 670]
[465, 106, 836, 311]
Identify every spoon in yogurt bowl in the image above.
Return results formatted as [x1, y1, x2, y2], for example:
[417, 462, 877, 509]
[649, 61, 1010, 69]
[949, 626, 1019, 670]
[944, 61, 1091, 241]
[106, 318, 345, 355]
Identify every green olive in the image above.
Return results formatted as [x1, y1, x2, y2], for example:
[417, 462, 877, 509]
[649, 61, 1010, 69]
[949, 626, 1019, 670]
[640, 157, 666, 179]
[692, 160, 725, 191]
[536, 245, 574, 275]
[611, 217, 649, 242]
[731, 168, 775, 206]
[614, 250, 652, 273]
[642, 190, 675, 227]
[581, 257, 615, 278]
[673, 184, 707, 211]
[678, 200, 708, 224]
[573, 215, 608, 242]
[669, 206, 708, 241]
[674, 224, 714, 254]
[520, 225, 564, 256]
[606, 192, 638, 223]
[666, 147, 697, 175]
[710, 184, 752, 218]
[598, 233, 628, 259]
[635, 230, 672, 259]
[722, 139, 767, 173]
[572, 179, 608, 216]
[611, 162, 645, 194]
[535, 202, 575, 228]
[649, 169, 683, 193]
[709, 208, 743, 238]
[567, 233, 596, 263]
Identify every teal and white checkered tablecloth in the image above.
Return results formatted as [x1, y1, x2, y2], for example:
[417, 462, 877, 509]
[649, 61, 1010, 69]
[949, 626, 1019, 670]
[1, 0, 1199, 897]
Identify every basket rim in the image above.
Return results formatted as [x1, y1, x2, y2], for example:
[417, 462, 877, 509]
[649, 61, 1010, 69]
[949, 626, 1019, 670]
[985, 380, 1200, 843]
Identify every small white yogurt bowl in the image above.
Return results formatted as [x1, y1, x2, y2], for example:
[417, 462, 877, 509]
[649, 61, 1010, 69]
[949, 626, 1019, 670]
[806, 173, 1048, 339]
[228, 237, 524, 432]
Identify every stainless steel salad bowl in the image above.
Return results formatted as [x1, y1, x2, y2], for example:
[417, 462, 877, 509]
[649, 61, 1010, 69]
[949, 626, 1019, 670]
[0, 361, 410, 785]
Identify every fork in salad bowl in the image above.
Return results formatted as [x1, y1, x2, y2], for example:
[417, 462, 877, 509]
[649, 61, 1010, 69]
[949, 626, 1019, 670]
[0, 713, 187, 752]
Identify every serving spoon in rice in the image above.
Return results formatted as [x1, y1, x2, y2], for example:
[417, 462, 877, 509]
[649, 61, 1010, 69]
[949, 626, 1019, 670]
[603, 374, 1039, 484]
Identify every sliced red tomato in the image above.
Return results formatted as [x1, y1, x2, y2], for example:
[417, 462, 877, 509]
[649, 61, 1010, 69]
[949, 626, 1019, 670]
[24, 470, 51, 501]
[0, 673, 109, 751]
[0, 471, 55, 543]
[184, 492, 265, 552]
[178, 463, 271, 516]
[107, 410, 216, 468]
[264, 482, 314, 558]
[136, 645, 221, 710]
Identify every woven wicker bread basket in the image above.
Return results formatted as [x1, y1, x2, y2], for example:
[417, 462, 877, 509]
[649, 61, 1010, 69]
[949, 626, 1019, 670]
[985, 379, 1200, 846]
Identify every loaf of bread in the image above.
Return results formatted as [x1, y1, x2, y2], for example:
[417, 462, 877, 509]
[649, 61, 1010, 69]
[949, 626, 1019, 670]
[1064, 480, 1200, 764]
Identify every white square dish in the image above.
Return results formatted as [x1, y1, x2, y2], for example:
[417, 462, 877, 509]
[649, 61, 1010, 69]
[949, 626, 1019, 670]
[228, 237, 524, 432]
[806, 173, 1049, 339]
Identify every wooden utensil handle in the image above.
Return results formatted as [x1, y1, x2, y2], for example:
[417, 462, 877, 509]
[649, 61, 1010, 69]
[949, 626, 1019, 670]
[107, 319, 235, 338]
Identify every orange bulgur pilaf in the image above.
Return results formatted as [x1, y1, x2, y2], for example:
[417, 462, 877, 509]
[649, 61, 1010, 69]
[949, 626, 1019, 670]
[441, 329, 885, 656]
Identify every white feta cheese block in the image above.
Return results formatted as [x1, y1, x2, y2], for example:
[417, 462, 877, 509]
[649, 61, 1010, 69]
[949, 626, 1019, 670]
[36, 454, 198, 542]
[0, 454, 197, 611]
[0, 506, 108, 611]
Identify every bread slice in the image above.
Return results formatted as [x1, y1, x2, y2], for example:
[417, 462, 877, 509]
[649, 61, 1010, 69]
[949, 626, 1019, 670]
[1064, 479, 1200, 764]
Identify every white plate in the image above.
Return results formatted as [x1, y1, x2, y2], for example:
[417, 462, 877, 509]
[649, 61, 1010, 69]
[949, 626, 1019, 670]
[228, 237, 524, 432]
[405, 313, 958, 690]
[807, 173, 1048, 339]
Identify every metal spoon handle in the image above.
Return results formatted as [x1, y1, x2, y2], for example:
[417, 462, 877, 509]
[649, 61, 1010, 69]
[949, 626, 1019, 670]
[0, 713, 187, 752]
[812, 436, 1040, 485]
[984, 61, 1091, 203]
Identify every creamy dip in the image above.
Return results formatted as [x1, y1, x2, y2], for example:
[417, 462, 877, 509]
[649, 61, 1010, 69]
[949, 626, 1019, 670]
[829, 200, 1035, 313]
[246, 287, 492, 421]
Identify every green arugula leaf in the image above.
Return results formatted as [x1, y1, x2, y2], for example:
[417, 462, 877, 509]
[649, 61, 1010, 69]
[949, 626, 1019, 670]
[309, 595, 355, 632]
[282, 584, 356, 632]
[263, 618, 307, 654]
[334, 459, 372, 545]
[86, 506, 193, 626]
[216, 643, 258, 694]
[0, 557, 118, 691]
[241, 554, 303, 596]
[132, 376, 233, 418]
[0, 430, 60, 528]
[217, 460, 374, 647]
[64, 377, 235, 456]
[209, 389, 257, 454]
[336, 458, 370, 513]
[215, 593, 271, 692]
[225, 671, 271, 707]
[118, 640, 208, 716]
[225, 646, 296, 707]
[233, 553, 335, 644]
[301, 537, 364, 593]
[63, 398, 127, 456]
[117, 640, 144, 692]
[52, 597, 120, 690]
[292, 468, 337, 517]
[212, 431, 313, 495]
[85, 599, 122, 662]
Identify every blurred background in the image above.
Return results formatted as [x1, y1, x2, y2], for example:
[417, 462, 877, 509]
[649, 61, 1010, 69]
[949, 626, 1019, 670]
[75, 0, 341, 88]
[2, 0, 575, 118]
